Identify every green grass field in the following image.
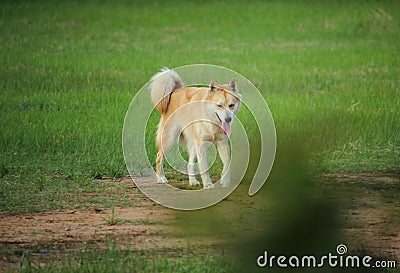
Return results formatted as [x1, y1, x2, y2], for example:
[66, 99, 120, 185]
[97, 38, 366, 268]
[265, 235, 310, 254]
[1, 0, 399, 272]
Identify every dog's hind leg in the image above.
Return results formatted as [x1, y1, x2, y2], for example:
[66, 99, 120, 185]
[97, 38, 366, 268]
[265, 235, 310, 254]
[196, 141, 214, 189]
[155, 150, 168, 184]
[155, 121, 179, 184]
[217, 137, 231, 187]
[187, 145, 200, 186]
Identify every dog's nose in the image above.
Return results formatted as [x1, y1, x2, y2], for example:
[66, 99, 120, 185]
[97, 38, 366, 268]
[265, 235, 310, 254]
[225, 116, 232, 123]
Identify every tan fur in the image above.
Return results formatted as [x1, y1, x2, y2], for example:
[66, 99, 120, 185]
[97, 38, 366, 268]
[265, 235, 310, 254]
[150, 68, 241, 188]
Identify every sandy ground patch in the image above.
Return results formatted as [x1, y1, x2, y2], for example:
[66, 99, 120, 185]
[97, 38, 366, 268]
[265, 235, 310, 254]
[1, 173, 399, 270]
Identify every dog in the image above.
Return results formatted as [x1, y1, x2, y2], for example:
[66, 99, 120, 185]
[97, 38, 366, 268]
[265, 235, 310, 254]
[150, 68, 241, 189]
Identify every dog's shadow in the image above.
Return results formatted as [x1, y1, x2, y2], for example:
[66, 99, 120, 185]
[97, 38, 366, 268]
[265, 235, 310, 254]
[168, 180, 201, 190]
[167, 175, 220, 190]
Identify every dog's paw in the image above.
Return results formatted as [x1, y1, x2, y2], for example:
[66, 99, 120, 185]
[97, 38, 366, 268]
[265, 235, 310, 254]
[219, 177, 230, 188]
[203, 183, 215, 190]
[189, 177, 200, 186]
[157, 176, 168, 184]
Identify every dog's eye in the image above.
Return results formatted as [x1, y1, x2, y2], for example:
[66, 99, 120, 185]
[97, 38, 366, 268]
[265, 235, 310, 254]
[217, 104, 223, 108]
[229, 104, 235, 108]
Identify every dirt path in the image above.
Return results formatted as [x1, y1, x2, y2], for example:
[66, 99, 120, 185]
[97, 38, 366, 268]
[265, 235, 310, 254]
[322, 172, 400, 260]
[0, 177, 222, 271]
[0, 206, 169, 249]
[1, 173, 399, 270]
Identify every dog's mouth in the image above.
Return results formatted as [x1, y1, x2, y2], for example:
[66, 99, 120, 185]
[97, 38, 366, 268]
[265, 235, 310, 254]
[215, 112, 231, 136]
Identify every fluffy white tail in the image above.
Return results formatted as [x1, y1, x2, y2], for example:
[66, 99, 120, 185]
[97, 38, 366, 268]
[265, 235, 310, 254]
[150, 68, 184, 113]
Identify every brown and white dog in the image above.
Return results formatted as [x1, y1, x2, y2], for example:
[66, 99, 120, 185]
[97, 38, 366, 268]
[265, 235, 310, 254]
[150, 68, 241, 189]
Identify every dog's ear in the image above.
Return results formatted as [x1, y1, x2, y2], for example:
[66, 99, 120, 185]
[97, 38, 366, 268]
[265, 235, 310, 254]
[209, 79, 218, 92]
[228, 78, 237, 92]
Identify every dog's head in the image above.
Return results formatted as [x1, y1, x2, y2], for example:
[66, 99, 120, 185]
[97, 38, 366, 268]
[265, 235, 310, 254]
[207, 78, 241, 136]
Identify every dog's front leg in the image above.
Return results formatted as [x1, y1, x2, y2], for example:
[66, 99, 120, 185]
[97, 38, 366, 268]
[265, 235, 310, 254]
[197, 142, 214, 189]
[188, 146, 200, 186]
[217, 137, 231, 187]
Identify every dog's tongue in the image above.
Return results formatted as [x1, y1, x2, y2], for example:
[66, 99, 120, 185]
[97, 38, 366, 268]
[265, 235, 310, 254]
[222, 122, 231, 136]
